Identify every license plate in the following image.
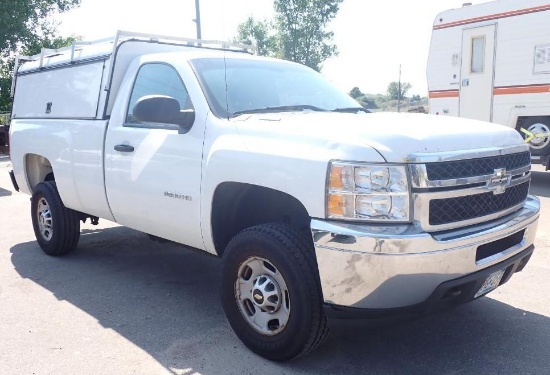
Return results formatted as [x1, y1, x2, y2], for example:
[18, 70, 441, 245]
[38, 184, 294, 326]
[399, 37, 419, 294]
[475, 270, 505, 298]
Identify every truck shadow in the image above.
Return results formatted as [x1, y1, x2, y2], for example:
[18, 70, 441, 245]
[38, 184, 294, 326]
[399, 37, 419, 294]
[0, 187, 12, 197]
[10, 227, 550, 375]
[530, 171, 550, 198]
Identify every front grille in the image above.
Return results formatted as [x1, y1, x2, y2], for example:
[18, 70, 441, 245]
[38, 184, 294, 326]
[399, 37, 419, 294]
[426, 152, 530, 180]
[429, 181, 530, 226]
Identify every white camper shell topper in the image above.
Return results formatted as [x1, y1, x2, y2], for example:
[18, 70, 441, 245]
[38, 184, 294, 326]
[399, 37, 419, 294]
[11, 31, 255, 120]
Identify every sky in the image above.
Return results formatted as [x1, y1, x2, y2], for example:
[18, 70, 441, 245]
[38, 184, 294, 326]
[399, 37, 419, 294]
[54, 0, 488, 96]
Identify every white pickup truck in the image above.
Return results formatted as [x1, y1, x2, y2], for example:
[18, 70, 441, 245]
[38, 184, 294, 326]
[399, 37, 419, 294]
[8, 31, 540, 361]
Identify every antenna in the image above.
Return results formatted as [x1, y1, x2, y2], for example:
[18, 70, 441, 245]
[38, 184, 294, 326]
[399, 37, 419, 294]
[398, 64, 402, 113]
[194, 0, 202, 42]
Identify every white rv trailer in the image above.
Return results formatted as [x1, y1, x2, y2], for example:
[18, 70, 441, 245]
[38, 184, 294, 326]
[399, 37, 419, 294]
[427, 0, 550, 164]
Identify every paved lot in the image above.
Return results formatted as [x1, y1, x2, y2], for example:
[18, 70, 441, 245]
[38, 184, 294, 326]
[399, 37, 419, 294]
[1, 154, 549, 375]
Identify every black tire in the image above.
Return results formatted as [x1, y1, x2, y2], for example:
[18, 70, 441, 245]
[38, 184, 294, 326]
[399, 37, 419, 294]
[220, 223, 329, 361]
[517, 118, 550, 156]
[31, 181, 80, 256]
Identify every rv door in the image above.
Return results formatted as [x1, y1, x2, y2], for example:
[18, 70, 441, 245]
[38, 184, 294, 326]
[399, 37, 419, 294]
[459, 25, 496, 122]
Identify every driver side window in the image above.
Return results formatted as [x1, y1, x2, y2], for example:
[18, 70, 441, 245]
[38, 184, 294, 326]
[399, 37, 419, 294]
[125, 63, 193, 126]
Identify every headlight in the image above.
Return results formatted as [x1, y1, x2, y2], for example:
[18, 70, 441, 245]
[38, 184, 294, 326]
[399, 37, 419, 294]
[327, 162, 411, 222]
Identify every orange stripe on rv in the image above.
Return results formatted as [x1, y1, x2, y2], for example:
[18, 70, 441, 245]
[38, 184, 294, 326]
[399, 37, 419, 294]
[428, 91, 459, 98]
[493, 85, 550, 95]
[434, 4, 550, 30]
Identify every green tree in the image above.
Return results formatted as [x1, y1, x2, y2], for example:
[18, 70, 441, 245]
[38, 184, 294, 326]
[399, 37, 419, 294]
[357, 95, 378, 110]
[235, 17, 278, 57]
[274, 0, 342, 71]
[0, 63, 12, 113]
[410, 94, 421, 102]
[235, 0, 342, 71]
[371, 94, 390, 111]
[0, 36, 78, 113]
[0, 0, 80, 112]
[22, 35, 79, 57]
[349, 86, 364, 99]
[386, 81, 412, 101]
[1, 0, 80, 56]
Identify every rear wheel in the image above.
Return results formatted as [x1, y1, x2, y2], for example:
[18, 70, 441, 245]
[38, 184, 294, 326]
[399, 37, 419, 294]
[518, 119, 550, 156]
[31, 181, 80, 256]
[220, 223, 329, 361]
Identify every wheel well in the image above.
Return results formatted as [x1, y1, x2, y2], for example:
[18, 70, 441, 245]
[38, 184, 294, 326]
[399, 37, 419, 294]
[25, 154, 54, 192]
[211, 183, 311, 256]
[516, 116, 550, 130]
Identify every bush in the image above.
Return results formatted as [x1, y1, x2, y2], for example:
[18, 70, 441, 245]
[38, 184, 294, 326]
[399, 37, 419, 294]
[0, 114, 9, 125]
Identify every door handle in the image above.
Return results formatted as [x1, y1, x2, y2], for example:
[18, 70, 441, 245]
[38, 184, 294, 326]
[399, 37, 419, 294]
[114, 144, 135, 153]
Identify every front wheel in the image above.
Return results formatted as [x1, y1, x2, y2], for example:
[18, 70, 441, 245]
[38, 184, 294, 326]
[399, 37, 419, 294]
[31, 181, 80, 256]
[220, 223, 329, 361]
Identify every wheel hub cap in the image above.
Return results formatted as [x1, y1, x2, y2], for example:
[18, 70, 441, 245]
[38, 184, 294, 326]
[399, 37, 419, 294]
[252, 289, 264, 304]
[235, 257, 290, 336]
[251, 275, 281, 312]
[37, 197, 53, 241]
[528, 123, 550, 149]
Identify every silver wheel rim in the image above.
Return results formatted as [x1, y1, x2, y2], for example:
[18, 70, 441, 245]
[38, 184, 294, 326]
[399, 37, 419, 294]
[37, 197, 53, 241]
[527, 123, 550, 149]
[235, 257, 290, 336]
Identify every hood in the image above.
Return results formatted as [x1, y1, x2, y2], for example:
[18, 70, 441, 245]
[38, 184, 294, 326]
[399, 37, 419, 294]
[233, 112, 524, 163]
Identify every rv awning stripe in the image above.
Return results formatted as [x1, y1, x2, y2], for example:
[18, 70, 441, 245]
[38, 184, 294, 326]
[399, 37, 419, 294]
[434, 4, 550, 30]
[494, 84, 550, 95]
[429, 90, 459, 98]
[430, 85, 550, 97]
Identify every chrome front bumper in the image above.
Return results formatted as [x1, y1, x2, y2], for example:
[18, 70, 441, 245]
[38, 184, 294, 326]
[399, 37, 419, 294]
[311, 195, 540, 310]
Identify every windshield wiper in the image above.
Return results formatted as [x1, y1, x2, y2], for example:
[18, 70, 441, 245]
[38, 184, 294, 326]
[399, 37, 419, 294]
[331, 107, 370, 113]
[232, 105, 327, 117]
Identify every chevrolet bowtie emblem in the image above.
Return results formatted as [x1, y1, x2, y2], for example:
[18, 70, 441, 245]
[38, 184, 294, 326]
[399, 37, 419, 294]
[486, 168, 512, 195]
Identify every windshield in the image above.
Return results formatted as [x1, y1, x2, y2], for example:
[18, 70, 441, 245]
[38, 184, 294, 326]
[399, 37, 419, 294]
[190, 57, 363, 118]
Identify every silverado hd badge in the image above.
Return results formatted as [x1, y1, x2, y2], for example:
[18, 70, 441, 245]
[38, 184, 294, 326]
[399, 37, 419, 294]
[487, 168, 512, 195]
[164, 191, 192, 201]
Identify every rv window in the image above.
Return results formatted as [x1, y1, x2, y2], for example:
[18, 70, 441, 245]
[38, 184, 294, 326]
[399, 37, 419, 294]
[125, 63, 193, 126]
[534, 45, 550, 74]
[452, 54, 460, 67]
[471, 37, 485, 73]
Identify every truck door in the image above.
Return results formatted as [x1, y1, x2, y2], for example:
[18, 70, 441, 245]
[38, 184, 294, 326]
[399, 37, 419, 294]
[104, 62, 205, 249]
[459, 25, 496, 122]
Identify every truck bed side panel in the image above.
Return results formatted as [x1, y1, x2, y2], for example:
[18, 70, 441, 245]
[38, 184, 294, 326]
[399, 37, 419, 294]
[10, 119, 115, 221]
[12, 61, 106, 119]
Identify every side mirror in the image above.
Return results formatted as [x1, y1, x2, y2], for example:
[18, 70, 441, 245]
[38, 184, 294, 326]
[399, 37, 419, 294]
[132, 95, 195, 133]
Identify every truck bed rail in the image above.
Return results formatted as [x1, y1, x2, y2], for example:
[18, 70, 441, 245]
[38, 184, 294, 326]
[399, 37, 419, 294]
[11, 30, 256, 97]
